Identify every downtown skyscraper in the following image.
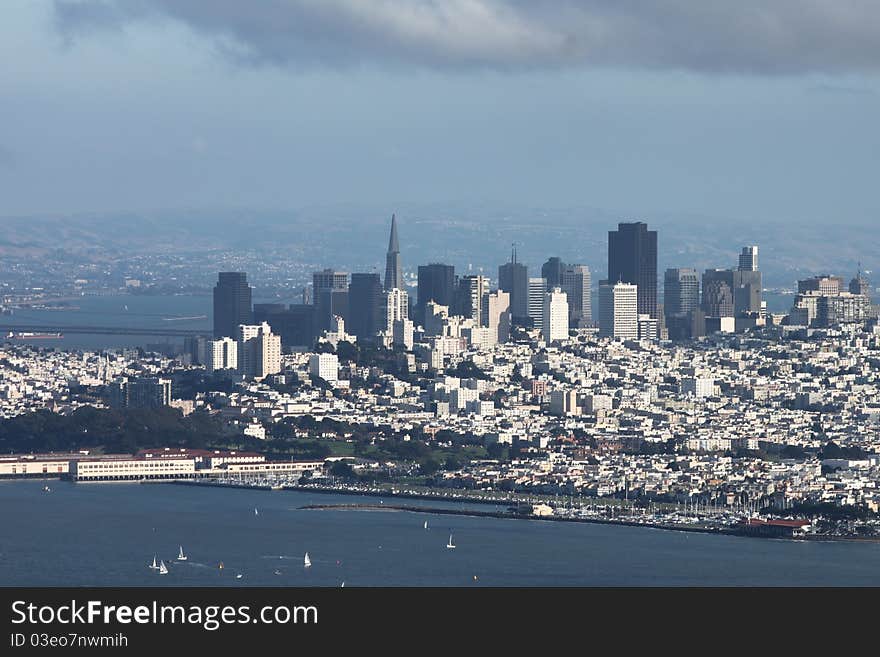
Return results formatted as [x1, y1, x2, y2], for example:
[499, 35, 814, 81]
[608, 222, 658, 319]
[213, 272, 252, 339]
[498, 246, 528, 323]
[384, 213, 404, 291]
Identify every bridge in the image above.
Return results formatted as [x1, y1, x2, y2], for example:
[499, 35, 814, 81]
[1, 324, 207, 337]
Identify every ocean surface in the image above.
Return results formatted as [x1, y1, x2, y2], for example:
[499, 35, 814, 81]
[1, 480, 878, 587]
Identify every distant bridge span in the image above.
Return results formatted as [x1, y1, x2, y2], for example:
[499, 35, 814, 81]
[1, 324, 206, 337]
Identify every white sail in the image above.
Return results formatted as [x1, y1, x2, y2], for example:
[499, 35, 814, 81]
[177, 546, 187, 561]
[159, 560, 168, 575]
[304, 552, 311, 567]
[447, 533, 455, 549]
[254, 508, 259, 516]
[424, 520, 428, 530]
[150, 555, 158, 570]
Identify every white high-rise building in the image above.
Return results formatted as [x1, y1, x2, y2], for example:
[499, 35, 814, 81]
[206, 337, 237, 373]
[309, 353, 339, 382]
[458, 275, 489, 323]
[542, 288, 569, 342]
[528, 277, 547, 331]
[237, 322, 281, 379]
[482, 290, 510, 344]
[383, 288, 409, 333]
[599, 282, 638, 339]
[561, 264, 591, 327]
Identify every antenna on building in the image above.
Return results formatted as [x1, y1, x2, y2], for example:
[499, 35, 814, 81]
[511, 242, 517, 264]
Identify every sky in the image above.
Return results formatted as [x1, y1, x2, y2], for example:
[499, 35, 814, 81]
[1, 0, 879, 225]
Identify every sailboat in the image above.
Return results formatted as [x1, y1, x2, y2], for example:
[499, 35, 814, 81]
[177, 546, 187, 561]
[423, 520, 428, 530]
[446, 533, 456, 549]
[340, 581, 345, 588]
[158, 560, 169, 575]
[149, 555, 159, 570]
[254, 507, 259, 516]
[304, 552, 311, 568]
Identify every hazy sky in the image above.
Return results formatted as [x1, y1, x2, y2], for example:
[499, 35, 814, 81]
[2, 0, 879, 224]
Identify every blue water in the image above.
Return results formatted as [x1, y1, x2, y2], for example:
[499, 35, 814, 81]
[1, 480, 878, 586]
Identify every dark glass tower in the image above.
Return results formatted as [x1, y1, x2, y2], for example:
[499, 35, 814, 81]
[213, 272, 252, 338]
[348, 273, 384, 343]
[384, 213, 403, 291]
[541, 257, 566, 291]
[498, 246, 528, 322]
[416, 263, 455, 326]
[608, 222, 658, 319]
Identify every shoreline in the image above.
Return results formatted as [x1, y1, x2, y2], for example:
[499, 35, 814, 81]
[146, 479, 880, 543]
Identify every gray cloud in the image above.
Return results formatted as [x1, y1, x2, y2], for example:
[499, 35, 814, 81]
[53, 0, 880, 74]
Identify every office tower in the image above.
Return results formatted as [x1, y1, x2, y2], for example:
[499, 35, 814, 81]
[798, 275, 844, 295]
[738, 246, 759, 272]
[542, 288, 569, 342]
[733, 245, 763, 315]
[383, 287, 409, 333]
[313, 269, 348, 292]
[348, 273, 384, 343]
[309, 353, 339, 382]
[238, 322, 281, 380]
[253, 303, 315, 348]
[213, 272, 252, 339]
[598, 281, 638, 339]
[498, 246, 528, 322]
[206, 337, 238, 373]
[109, 377, 172, 409]
[702, 269, 735, 318]
[183, 335, 210, 366]
[528, 277, 547, 330]
[608, 221, 658, 319]
[455, 275, 489, 323]
[482, 290, 511, 344]
[664, 268, 700, 319]
[541, 257, 566, 291]
[313, 269, 349, 334]
[384, 213, 404, 291]
[561, 264, 591, 327]
[850, 267, 871, 300]
[417, 263, 455, 326]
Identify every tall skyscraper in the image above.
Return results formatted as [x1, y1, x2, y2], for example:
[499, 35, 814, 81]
[455, 275, 489, 323]
[213, 272, 253, 339]
[599, 281, 638, 339]
[417, 263, 455, 326]
[384, 213, 404, 291]
[348, 273, 383, 343]
[528, 277, 547, 330]
[738, 246, 759, 272]
[850, 266, 871, 300]
[561, 264, 591, 327]
[542, 288, 569, 342]
[313, 269, 349, 334]
[664, 268, 700, 319]
[541, 257, 566, 291]
[498, 246, 528, 322]
[702, 269, 735, 318]
[608, 222, 658, 319]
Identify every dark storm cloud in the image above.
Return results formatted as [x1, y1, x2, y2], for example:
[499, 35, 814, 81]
[53, 0, 880, 74]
